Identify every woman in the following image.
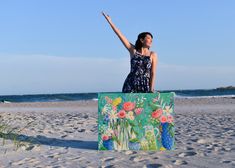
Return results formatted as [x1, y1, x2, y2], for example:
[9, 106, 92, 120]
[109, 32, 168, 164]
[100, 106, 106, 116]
[102, 12, 158, 93]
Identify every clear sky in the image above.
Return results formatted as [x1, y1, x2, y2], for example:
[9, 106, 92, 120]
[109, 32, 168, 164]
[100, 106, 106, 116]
[0, 0, 234, 95]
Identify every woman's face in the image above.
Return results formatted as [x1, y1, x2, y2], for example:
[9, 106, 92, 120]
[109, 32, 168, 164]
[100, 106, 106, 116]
[141, 34, 152, 48]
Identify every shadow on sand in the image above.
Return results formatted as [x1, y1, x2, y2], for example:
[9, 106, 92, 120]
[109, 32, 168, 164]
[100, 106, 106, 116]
[0, 132, 98, 150]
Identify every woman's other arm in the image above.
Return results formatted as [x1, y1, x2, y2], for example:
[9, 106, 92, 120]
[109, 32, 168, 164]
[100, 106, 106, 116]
[150, 52, 158, 92]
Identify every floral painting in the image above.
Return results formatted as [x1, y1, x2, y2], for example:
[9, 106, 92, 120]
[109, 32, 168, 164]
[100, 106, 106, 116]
[98, 92, 175, 151]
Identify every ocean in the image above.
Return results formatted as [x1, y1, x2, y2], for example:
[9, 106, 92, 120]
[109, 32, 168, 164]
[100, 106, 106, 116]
[0, 88, 235, 103]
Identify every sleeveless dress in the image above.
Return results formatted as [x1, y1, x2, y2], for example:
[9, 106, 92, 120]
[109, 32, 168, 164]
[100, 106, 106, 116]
[122, 51, 152, 93]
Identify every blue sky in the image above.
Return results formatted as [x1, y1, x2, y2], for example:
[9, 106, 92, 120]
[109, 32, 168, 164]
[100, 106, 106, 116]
[0, 1, 235, 95]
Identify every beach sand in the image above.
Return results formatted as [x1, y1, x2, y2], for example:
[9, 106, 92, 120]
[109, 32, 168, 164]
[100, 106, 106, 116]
[0, 97, 234, 167]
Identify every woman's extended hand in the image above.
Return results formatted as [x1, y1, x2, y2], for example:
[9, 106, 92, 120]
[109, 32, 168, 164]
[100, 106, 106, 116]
[102, 11, 111, 23]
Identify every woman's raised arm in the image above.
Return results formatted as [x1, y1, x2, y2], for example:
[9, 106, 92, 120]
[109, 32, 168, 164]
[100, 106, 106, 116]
[102, 12, 135, 55]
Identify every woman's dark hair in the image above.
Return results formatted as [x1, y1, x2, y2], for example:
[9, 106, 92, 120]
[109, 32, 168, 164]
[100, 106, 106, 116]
[135, 32, 153, 51]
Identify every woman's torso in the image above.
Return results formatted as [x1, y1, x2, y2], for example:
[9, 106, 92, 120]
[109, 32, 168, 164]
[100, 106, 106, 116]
[129, 51, 152, 78]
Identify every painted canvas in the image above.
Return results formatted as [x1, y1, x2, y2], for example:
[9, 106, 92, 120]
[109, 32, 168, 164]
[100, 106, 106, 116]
[98, 92, 175, 151]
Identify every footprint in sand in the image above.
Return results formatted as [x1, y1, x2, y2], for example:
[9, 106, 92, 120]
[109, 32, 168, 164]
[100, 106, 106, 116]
[26, 158, 41, 165]
[75, 128, 86, 132]
[47, 152, 62, 159]
[21, 144, 40, 151]
[222, 146, 232, 152]
[124, 151, 136, 155]
[10, 159, 28, 166]
[172, 159, 188, 165]
[152, 156, 159, 159]
[104, 157, 115, 162]
[183, 146, 194, 150]
[197, 138, 211, 144]
[220, 160, 231, 164]
[178, 151, 197, 157]
[11, 157, 40, 166]
[144, 163, 163, 168]
[61, 134, 67, 138]
[103, 165, 116, 168]
[129, 156, 148, 162]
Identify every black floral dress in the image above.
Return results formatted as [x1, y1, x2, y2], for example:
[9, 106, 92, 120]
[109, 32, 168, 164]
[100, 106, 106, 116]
[122, 51, 152, 93]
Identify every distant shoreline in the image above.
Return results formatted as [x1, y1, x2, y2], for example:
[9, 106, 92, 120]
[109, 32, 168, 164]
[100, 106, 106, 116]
[216, 85, 235, 90]
[0, 86, 235, 103]
[0, 86, 235, 97]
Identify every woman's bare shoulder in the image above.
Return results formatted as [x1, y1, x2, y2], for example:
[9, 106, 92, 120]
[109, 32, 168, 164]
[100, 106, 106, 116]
[150, 51, 157, 56]
[150, 51, 158, 63]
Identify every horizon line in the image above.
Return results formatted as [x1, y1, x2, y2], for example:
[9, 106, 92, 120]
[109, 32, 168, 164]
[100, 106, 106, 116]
[0, 85, 234, 97]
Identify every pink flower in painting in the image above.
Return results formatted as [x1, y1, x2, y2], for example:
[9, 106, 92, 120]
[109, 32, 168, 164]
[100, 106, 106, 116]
[167, 115, 174, 123]
[105, 96, 112, 104]
[102, 135, 109, 141]
[123, 102, 135, 111]
[160, 115, 167, 123]
[113, 129, 118, 136]
[135, 108, 143, 115]
[153, 97, 159, 103]
[117, 110, 126, 119]
[112, 106, 117, 111]
[151, 109, 163, 118]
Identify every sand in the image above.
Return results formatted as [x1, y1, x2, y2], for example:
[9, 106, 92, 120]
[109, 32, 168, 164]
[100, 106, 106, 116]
[0, 97, 234, 168]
